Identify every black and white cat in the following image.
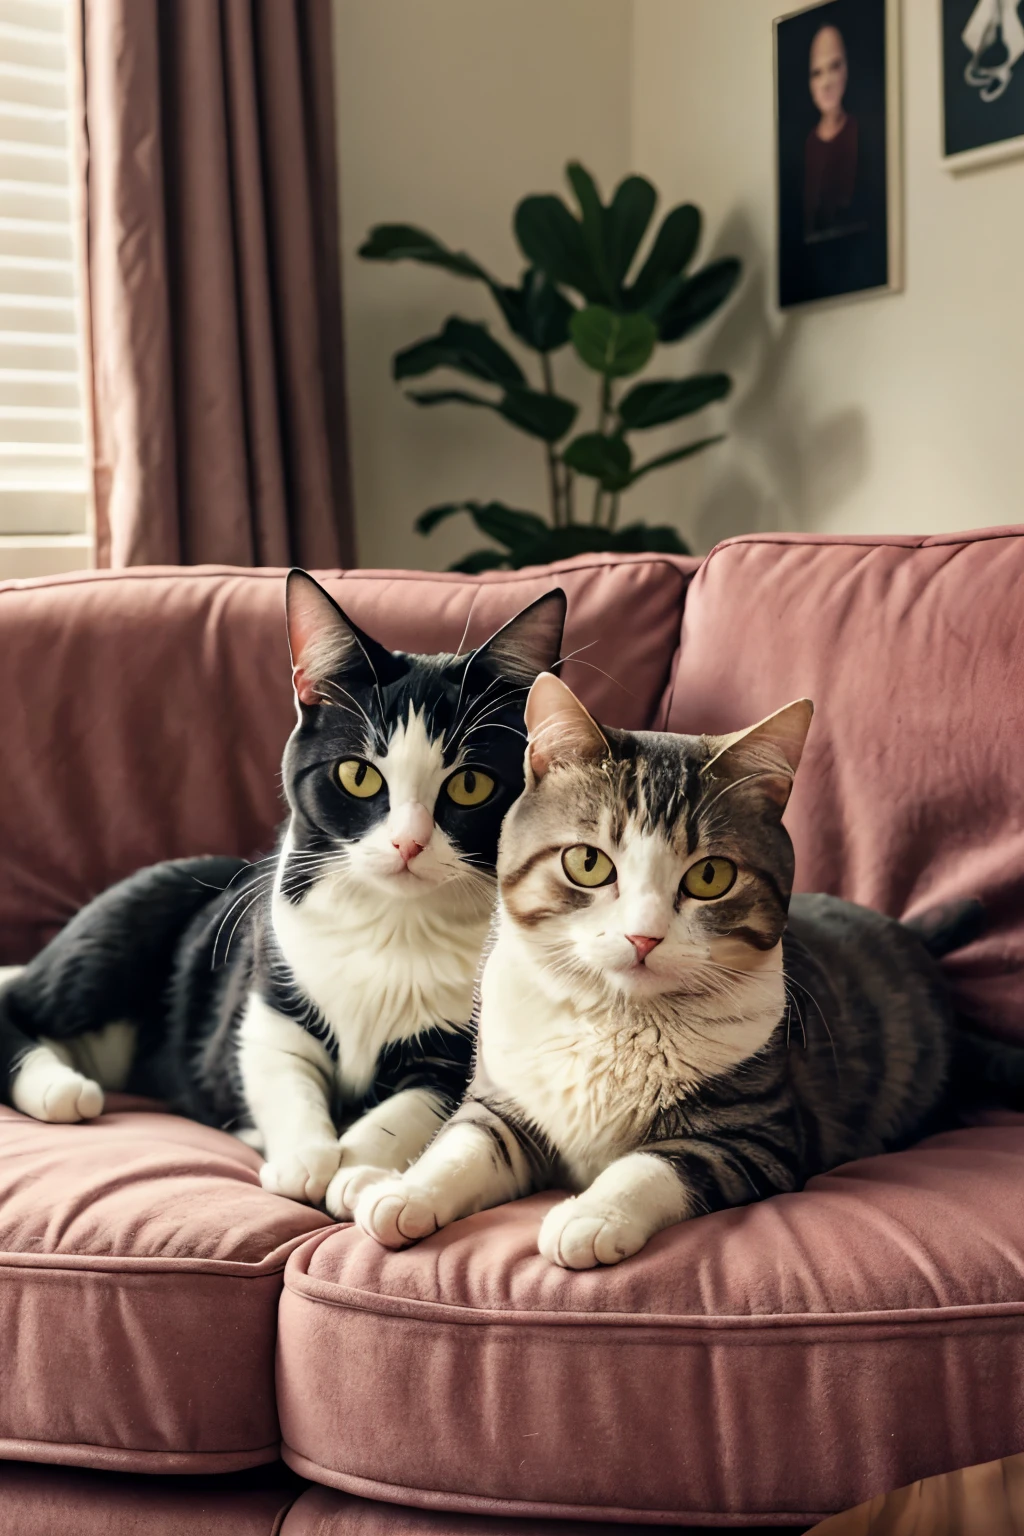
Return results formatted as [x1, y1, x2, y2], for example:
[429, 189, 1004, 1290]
[0, 572, 566, 1217]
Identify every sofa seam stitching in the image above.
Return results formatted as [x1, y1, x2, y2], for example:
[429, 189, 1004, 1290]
[281, 1277, 1024, 1332]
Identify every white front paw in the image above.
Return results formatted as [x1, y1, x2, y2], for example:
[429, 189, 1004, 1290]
[354, 1176, 441, 1249]
[260, 1139, 341, 1205]
[11, 1047, 104, 1124]
[538, 1196, 650, 1269]
[324, 1161, 389, 1220]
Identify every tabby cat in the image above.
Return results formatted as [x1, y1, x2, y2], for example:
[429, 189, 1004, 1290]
[357, 671, 1000, 1266]
[0, 573, 565, 1217]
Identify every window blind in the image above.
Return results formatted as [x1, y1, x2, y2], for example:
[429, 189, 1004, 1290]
[0, 0, 89, 570]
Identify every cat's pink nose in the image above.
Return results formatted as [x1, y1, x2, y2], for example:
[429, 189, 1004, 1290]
[390, 801, 433, 865]
[627, 934, 662, 963]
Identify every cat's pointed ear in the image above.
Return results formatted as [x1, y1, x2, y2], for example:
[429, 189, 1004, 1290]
[472, 588, 567, 684]
[703, 699, 813, 811]
[525, 672, 609, 781]
[285, 569, 397, 707]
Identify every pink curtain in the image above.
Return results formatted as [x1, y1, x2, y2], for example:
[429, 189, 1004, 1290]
[73, 1, 355, 568]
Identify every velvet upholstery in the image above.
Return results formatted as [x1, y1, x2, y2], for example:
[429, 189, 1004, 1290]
[1, 534, 1023, 1528]
[0, 1099, 328, 1472]
[0, 555, 696, 965]
[663, 527, 1024, 1044]
[279, 1484, 804, 1535]
[0, 1463, 301, 1536]
[277, 1128, 1024, 1526]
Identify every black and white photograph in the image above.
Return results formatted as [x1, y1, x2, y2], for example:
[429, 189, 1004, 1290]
[775, 0, 902, 309]
[942, 0, 1024, 168]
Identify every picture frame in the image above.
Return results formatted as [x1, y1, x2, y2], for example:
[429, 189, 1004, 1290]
[773, 0, 903, 311]
[940, 0, 1024, 171]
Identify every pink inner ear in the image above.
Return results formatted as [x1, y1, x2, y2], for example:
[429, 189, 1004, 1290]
[293, 665, 321, 707]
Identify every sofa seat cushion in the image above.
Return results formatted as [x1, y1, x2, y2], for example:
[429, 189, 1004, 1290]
[0, 1462, 302, 1536]
[0, 1101, 330, 1473]
[278, 1485, 769, 1535]
[277, 1124, 1024, 1527]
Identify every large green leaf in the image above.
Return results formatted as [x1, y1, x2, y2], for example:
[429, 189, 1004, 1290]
[473, 502, 550, 550]
[513, 195, 603, 302]
[607, 176, 658, 288]
[416, 500, 547, 549]
[416, 501, 471, 535]
[618, 374, 732, 431]
[499, 385, 577, 441]
[361, 225, 559, 349]
[608, 523, 691, 554]
[658, 259, 742, 343]
[507, 524, 619, 568]
[407, 387, 500, 413]
[561, 432, 632, 490]
[626, 204, 702, 310]
[449, 548, 511, 573]
[359, 224, 493, 282]
[406, 385, 576, 443]
[501, 520, 691, 569]
[566, 162, 614, 303]
[570, 306, 657, 378]
[629, 434, 725, 483]
[498, 268, 574, 353]
[394, 318, 525, 387]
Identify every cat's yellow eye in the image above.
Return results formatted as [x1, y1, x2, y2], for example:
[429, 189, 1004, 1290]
[337, 759, 384, 799]
[681, 857, 737, 901]
[562, 845, 616, 889]
[445, 769, 496, 807]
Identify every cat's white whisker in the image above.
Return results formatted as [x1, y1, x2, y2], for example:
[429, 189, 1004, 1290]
[452, 595, 479, 664]
[552, 643, 633, 697]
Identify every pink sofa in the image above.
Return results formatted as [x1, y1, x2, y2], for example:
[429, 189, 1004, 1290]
[1, 533, 1022, 1534]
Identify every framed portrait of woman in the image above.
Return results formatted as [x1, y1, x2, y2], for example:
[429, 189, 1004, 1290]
[774, 0, 903, 310]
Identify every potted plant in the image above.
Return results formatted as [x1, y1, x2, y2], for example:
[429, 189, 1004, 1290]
[360, 162, 741, 570]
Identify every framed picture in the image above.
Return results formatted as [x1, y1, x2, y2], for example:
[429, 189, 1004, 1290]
[941, 0, 1024, 170]
[774, 0, 902, 310]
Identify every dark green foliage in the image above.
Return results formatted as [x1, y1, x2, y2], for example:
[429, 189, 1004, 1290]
[561, 432, 632, 492]
[417, 502, 690, 567]
[657, 259, 742, 343]
[626, 204, 701, 310]
[569, 307, 657, 378]
[360, 162, 742, 569]
[406, 386, 577, 443]
[618, 375, 732, 431]
[497, 269, 573, 353]
[394, 319, 525, 387]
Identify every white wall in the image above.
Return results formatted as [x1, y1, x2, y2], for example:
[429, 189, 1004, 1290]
[332, 0, 633, 570]
[630, 0, 1024, 549]
[334, 1, 1024, 565]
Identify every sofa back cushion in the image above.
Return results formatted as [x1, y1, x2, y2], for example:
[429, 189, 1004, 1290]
[664, 528, 1024, 1042]
[0, 555, 693, 962]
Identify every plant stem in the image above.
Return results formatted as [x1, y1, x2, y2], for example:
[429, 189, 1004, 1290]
[591, 374, 613, 524]
[597, 374, 612, 434]
[546, 446, 562, 527]
[540, 352, 563, 527]
[607, 491, 621, 529]
[565, 468, 575, 524]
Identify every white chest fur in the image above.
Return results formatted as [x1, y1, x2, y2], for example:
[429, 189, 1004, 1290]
[272, 874, 491, 1097]
[479, 927, 785, 1188]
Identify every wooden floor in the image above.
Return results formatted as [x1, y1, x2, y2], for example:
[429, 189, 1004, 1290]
[812, 1452, 1024, 1534]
